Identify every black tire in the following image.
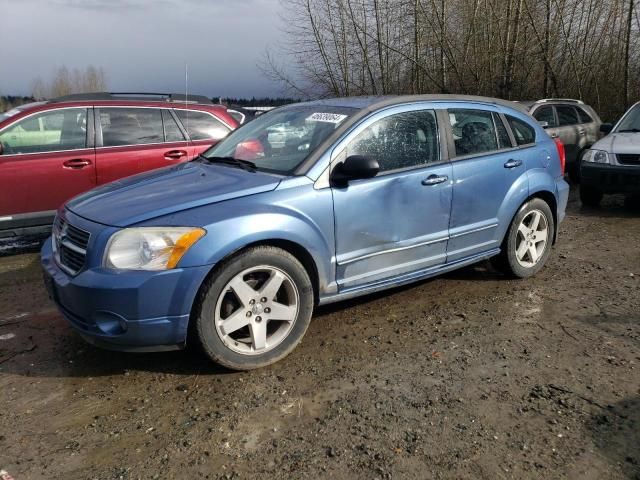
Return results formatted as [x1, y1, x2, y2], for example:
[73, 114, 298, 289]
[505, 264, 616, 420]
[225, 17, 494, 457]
[580, 185, 603, 207]
[192, 246, 314, 370]
[493, 198, 555, 279]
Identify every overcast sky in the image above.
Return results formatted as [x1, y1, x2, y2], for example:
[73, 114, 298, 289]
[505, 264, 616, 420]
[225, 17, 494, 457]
[0, 0, 287, 98]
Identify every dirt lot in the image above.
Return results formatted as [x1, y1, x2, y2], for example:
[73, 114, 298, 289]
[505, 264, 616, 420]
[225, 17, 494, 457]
[0, 189, 639, 480]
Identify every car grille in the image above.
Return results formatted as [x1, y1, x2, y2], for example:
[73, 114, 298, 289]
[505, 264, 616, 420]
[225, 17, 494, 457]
[617, 154, 640, 165]
[53, 216, 90, 275]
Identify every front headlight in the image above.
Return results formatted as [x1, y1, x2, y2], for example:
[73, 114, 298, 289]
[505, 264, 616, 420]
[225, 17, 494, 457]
[104, 227, 206, 270]
[582, 149, 610, 164]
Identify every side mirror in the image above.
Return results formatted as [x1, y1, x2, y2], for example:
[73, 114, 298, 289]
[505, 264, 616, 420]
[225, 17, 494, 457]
[538, 121, 550, 129]
[600, 123, 613, 134]
[331, 155, 379, 187]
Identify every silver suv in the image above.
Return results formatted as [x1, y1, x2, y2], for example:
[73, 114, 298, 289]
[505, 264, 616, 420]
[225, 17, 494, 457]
[521, 99, 602, 182]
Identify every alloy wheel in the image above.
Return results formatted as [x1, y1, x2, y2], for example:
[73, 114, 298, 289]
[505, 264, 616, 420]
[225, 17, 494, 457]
[214, 266, 299, 355]
[515, 209, 549, 268]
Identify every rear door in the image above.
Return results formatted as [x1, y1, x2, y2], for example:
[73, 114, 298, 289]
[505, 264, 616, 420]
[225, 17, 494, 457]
[575, 106, 599, 146]
[0, 107, 96, 224]
[174, 109, 232, 156]
[445, 107, 527, 262]
[95, 107, 191, 185]
[555, 105, 581, 163]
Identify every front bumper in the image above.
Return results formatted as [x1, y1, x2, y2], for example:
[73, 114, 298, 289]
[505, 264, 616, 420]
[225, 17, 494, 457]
[41, 238, 212, 352]
[580, 163, 640, 194]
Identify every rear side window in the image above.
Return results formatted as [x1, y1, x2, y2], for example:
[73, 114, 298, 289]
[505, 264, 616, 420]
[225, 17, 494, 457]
[533, 106, 557, 127]
[449, 109, 498, 156]
[0, 108, 87, 154]
[100, 108, 164, 147]
[506, 116, 536, 145]
[576, 107, 593, 124]
[346, 109, 439, 172]
[556, 106, 579, 126]
[162, 110, 185, 142]
[494, 113, 512, 149]
[174, 110, 230, 141]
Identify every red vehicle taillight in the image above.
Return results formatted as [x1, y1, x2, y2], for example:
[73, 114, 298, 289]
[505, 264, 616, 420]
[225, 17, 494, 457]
[554, 138, 566, 175]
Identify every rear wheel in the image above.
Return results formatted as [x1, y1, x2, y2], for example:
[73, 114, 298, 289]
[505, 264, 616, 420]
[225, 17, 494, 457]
[493, 198, 555, 278]
[580, 185, 602, 207]
[193, 246, 314, 370]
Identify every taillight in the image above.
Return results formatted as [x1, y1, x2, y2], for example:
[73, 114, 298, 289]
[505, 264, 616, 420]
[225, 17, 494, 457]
[554, 138, 566, 175]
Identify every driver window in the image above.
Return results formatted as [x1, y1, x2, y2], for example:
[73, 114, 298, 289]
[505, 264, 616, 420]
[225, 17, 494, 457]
[0, 108, 88, 154]
[346, 109, 439, 172]
[449, 109, 499, 157]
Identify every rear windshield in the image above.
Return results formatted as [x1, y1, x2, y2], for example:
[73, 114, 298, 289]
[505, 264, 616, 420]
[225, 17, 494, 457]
[202, 106, 357, 174]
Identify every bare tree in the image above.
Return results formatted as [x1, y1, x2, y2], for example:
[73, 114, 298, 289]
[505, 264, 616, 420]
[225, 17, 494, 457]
[266, 0, 639, 119]
[30, 65, 108, 99]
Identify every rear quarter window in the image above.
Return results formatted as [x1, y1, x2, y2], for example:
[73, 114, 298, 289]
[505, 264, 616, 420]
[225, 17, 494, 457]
[175, 110, 230, 141]
[506, 116, 536, 146]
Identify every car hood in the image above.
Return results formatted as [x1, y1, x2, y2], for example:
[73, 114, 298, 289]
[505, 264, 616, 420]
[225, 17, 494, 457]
[66, 161, 282, 227]
[592, 132, 640, 155]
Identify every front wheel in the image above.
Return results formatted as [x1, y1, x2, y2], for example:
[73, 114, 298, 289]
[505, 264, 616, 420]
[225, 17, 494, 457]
[493, 198, 555, 278]
[192, 246, 314, 370]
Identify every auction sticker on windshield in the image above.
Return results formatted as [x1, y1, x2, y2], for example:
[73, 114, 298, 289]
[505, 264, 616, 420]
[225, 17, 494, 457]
[307, 112, 348, 124]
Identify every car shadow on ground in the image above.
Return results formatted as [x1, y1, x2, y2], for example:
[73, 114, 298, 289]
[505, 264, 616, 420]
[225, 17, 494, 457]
[588, 396, 640, 478]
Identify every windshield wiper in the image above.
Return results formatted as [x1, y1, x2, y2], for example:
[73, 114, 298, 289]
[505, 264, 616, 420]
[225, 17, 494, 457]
[618, 128, 640, 133]
[196, 155, 257, 172]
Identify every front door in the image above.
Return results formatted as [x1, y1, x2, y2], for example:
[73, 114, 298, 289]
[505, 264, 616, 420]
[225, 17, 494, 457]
[331, 107, 452, 290]
[0, 107, 96, 225]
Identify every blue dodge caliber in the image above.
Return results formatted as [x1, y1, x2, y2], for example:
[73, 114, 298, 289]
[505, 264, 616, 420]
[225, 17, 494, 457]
[42, 95, 569, 370]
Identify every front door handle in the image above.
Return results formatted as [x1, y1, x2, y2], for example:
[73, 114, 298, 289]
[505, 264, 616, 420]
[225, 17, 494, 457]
[578, 129, 586, 136]
[164, 150, 187, 160]
[549, 132, 559, 138]
[504, 159, 523, 169]
[63, 158, 92, 169]
[422, 174, 449, 186]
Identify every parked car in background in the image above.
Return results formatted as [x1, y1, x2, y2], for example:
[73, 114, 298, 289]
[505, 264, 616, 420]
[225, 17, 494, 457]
[521, 98, 602, 182]
[0, 92, 238, 237]
[41, 94, 569, 370]
[579, 101, 640, 207]
[226, 106, 256, 125]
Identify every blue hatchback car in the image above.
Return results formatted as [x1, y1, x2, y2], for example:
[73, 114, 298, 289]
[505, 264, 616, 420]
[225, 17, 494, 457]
[41, 95, 569, 370]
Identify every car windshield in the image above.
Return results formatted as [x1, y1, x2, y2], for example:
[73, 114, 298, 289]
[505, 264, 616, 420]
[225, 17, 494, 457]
[201, 105, 357, 174]
[616, 104, 640, 132]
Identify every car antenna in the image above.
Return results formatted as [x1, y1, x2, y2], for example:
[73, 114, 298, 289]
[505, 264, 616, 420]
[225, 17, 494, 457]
[184, 63, 189, 136]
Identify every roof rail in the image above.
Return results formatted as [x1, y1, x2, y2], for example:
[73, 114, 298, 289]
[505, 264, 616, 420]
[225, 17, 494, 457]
[537, 98, 585, 105]
[51, 92, 213, 105]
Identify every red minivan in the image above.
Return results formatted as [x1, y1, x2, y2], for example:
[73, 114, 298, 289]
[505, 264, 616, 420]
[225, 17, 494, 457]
[0, 93, 238, 237]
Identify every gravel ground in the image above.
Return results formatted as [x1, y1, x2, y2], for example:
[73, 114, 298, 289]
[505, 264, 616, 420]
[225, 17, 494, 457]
[0, 188, 638, 480]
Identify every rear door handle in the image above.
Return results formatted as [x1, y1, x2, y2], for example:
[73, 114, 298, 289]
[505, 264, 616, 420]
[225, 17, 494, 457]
[63, 158, 92, 169]
[164, 150, 187, 160]
[504, 159, 523, 169]
[549, 132, 559, 138]
[422, 174, 449, 186]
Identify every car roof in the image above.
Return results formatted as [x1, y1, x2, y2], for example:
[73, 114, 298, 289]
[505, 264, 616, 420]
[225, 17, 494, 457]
[286, 94, 530, 115]
[519, 99, 588, 110]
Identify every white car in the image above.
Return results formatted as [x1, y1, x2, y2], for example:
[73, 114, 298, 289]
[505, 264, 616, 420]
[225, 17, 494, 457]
[580, 102, 640, 206]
